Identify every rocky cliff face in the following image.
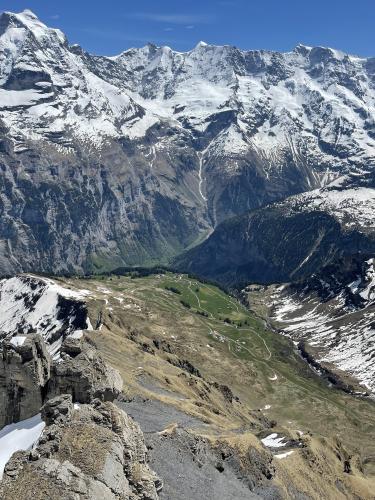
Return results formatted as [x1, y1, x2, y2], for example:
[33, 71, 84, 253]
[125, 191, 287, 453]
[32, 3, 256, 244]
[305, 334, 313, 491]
[0, 333, 122, 426]
[174, 188, 375, 287]
[0, 330, 160, 498]
[1, 10, 375, 273]
[0, 335, 50, 428]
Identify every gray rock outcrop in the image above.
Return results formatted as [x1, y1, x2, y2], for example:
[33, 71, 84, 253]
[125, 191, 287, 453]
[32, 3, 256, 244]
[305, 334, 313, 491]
[47, 337, 123, 403]
[0, 334, 122, 428]
[0, 395, 161, 500]
[0, 335, 51, 428]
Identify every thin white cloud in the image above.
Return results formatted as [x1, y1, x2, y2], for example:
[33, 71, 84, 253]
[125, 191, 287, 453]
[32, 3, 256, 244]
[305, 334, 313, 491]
[80, 27, 186, 46]
[50, 14, 60, 20]
[126, 13, 213, 24]
[185, 25, 195, 30]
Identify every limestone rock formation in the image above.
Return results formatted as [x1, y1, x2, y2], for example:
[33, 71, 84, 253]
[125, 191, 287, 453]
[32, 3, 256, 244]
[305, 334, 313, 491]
[0, 333, 122, 430]
[0, 328, 160, 499]
[0, 334, 51, 428]
[0, 395, 161, 500]
[48, 337, 123, 403]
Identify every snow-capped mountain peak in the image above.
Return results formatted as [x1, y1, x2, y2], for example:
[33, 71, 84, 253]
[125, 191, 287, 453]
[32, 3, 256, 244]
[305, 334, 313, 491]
[1, 10, 375, 275]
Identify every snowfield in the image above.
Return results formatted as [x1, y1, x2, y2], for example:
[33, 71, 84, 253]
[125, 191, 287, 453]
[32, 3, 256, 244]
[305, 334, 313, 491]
[285, 187, 375, 230]
[0, 414, 45, 479]
[271, 258, 375, 392]
[1, 9, 375, 185]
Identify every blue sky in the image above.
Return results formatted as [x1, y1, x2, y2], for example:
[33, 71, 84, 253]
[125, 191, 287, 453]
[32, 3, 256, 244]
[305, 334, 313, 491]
[1, 0, 374, 57]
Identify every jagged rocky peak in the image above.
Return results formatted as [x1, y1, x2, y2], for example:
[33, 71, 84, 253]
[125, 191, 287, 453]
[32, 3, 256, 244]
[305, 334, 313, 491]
[0, 9, 65, 39]
[0, 9, 66, 61]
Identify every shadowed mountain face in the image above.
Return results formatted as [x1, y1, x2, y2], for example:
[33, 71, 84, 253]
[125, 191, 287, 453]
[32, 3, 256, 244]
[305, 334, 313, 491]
[1, 10, 375, 274]
[174, 200, 375, 287]
[176, 168, 375, 287]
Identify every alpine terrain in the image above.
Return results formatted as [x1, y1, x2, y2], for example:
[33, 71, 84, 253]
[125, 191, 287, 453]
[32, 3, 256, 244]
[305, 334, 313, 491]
[1, 8, 375, 500]
[1, 9, 375, 274]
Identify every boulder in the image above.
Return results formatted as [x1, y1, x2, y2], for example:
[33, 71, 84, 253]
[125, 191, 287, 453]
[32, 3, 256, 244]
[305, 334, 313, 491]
[41, 394, 73, 426]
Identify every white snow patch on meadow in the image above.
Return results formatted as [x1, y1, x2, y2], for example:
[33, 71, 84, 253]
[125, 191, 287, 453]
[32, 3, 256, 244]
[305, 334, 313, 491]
[261, 433, 287, 448]
[274, 451, 294, 459]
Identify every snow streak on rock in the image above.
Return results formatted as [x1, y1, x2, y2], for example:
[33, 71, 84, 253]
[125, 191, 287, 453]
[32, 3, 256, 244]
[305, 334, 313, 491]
[0, 275, 91, 355]
[271, 258, 375, 392]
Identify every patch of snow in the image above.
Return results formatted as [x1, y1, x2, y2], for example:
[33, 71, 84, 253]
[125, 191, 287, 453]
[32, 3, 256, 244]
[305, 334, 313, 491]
[0, 414, 45, 479]
[286, 187, 375, 229]
[0, 275, 91, 357]
[261, 433, 287, 448]
[272, 258, 375, 392]
[274, 451, 294, 459]
[70, 330, 83, 339]
[10, 335, 27, 347]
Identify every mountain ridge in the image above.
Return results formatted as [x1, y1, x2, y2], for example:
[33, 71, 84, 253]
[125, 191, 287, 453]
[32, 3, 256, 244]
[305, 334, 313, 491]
[1, 9, 375, 275]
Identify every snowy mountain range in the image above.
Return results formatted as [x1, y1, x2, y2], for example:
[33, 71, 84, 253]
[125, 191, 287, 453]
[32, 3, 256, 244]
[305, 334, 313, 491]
[1, 9, 375, 274]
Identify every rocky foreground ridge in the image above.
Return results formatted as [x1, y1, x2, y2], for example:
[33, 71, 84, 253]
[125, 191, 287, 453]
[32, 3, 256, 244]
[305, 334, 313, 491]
[1, 274, 375, 498]
[0, 333, 161, 499]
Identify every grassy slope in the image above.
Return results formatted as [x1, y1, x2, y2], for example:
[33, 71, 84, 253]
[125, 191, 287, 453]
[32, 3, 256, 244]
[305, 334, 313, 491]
[58, 272, 375, 496]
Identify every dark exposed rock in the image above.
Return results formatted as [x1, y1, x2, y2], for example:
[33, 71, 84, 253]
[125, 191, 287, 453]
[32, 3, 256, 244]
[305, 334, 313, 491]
[0, 334, 51, 428]
[210, 382, 240, 403]
[41, 394, 73, 426]
[298, 341, 359, 395]
[167, 358, 202, 378]
[152, 338, 174, 354]
[60, 337, 83, 357]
